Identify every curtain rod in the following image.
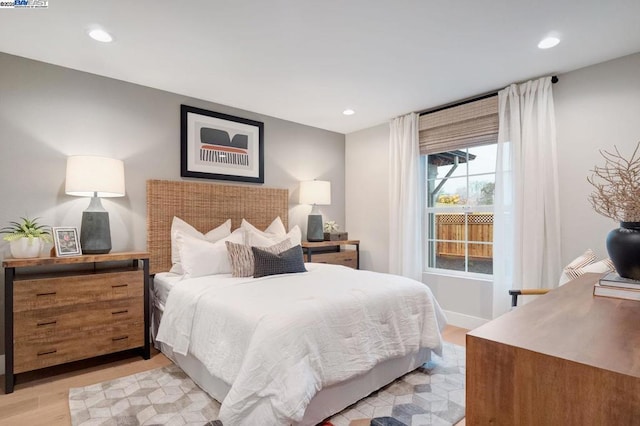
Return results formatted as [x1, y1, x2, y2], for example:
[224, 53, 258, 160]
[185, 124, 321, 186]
[419, 75, 559, 116]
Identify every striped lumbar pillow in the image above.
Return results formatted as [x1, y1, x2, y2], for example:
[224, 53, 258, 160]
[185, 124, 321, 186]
[559, 249, 615, 285]
[226, 239, 292, 277]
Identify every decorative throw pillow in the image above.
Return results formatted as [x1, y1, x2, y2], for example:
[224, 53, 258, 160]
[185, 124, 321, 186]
[558, 249, 615, 285]
[252, 245, 307, 278]
[170, 217, 231, 274]
[226, 239, 292, 277]
[581, 258, 615, 275]
[245, 225, 302, 248]
[177, 228, 244, 279]
[241, 217, 287, 237]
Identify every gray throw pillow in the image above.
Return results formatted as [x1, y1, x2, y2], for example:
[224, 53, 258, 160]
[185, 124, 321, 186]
[226, 239, 292, 277]
[252, 245, 307, 278]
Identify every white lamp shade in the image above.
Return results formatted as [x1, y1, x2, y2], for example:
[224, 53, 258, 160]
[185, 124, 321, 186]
[299, 180, 331, 205]
[65, 156, 126, 197]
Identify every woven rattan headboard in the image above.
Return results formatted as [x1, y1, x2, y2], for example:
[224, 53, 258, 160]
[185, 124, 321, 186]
[146, 179, 289, 274]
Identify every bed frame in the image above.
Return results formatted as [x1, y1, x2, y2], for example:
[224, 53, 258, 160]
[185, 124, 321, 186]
[146, 179, 430, 425]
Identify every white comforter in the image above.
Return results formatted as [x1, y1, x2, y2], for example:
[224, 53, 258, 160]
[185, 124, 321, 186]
[156, 263, 446, 425]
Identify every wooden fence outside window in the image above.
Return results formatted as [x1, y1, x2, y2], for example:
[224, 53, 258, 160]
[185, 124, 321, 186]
[435, 213, 493, 259]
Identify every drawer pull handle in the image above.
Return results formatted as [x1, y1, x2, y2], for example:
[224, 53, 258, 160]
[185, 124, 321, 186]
[112, 284, 128, 288]
[36, 292, 56, 297]
[343, 258, 353, 261]
[37, 320, 57, 327]
[112, 336, 129, 342]
[37, 349, 57, 356]
[112, 310, 129, 315]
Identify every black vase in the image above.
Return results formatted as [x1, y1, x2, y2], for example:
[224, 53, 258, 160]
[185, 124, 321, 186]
[606, 222, 640, 280]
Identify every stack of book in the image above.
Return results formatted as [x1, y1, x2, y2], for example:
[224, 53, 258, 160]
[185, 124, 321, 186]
[593, 272, 640, 301]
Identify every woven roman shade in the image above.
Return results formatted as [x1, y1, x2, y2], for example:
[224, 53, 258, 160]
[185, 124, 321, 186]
[419, 95, 499, 155]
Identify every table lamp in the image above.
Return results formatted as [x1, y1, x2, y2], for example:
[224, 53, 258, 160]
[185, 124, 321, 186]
[65, 156, 125, 254]
[299, 180, 331, 242]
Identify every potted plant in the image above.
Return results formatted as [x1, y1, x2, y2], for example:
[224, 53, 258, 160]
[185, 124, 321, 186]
[1, 217, 52, 258]
[588, 142, 640, 280]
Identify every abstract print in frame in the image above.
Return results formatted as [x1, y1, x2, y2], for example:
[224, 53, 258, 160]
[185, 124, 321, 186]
[181, 105, 264, 183]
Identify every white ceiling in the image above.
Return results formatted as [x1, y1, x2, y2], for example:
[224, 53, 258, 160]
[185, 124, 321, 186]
[1, 0, 640, 134]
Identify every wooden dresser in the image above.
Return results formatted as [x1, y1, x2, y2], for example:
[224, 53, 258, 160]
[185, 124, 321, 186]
[3, 252, 150, 394]
[301, 240, 360, 269]
[466, 273, 640, 425]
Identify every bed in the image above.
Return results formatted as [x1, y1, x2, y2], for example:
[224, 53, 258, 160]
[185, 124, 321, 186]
[146, 179, 446, 425]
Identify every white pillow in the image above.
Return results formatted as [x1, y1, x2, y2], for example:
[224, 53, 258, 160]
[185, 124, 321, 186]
[558, 249, 614, 286]
[241, 217, 287, 237]
[582, 258, 615, 274]
[245, 225, 302, 248]
[170, 217, 231, 274]
[177, 228, 244, 279]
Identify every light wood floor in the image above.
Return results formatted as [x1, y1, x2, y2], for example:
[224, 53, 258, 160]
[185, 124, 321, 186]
[0, 325, 469, 426]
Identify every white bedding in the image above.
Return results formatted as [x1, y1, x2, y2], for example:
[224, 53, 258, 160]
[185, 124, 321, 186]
[156, 263, 446, 426]
[153, 272, 182, 309]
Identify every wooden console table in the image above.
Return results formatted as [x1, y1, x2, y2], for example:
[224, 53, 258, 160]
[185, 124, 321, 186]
[466, 273, 640, 425]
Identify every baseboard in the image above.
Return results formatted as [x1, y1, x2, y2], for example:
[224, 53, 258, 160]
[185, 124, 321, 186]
[0, 355, 4, 375]
[442, 310, 489, 331]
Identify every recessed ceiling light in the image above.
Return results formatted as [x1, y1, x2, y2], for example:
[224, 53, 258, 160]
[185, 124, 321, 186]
[88, 28, 113, 43]
[343, 109, 355, 116]
[538, 36, 560, 49]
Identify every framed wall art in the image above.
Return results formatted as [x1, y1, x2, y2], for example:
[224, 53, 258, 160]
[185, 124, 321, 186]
[181, 105, 264, 183]
[52, 226, 82, 256]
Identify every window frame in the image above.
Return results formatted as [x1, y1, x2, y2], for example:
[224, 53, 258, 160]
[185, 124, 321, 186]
[423, 146, 496, 277]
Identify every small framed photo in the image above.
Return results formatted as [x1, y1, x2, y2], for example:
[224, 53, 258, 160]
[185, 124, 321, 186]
[52, 227, 82, 256]
[181, 104, 264, 183]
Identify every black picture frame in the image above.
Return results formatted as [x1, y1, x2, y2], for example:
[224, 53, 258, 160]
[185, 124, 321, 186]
[180, 104, 264, 183]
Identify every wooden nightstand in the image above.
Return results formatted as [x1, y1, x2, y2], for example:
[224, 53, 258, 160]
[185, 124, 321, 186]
[301, 240, 360, 269]
[3, 252, 151, 394]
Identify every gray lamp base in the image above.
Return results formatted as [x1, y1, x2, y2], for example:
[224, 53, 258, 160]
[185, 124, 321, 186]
[307, 214, 324, 242]
[80, 211, 112, 254]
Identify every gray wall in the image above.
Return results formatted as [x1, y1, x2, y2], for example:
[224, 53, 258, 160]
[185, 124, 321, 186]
[0, 53, 345, 357]
[344, 123, 390, 273]
[346, 52, 640, 328]
[555, 52, 640, 265]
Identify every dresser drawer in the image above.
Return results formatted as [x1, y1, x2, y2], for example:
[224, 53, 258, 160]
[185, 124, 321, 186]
[14, 322, 144, 373]
[14, 297, 143, 341]
[13, 270, 143, 312]
[310, 250, 358, 269]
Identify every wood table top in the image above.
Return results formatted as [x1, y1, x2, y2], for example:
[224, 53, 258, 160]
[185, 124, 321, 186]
[301, 240, 360, 247]
[467, 273, 640, 378]
[2, 251, 150, 268]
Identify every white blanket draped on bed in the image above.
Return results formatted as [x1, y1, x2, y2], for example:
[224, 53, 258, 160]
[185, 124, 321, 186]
[156, 263, 446, 426]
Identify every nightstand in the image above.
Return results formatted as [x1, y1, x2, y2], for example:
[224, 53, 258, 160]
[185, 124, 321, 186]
[301, 240, 360, 269]
[3, 251, 150, 394]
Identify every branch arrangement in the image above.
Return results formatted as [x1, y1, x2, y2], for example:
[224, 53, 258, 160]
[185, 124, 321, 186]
[587, 142, 640, 222]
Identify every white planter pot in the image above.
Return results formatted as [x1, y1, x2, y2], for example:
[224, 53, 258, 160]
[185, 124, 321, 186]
[9, 237, 43, 258]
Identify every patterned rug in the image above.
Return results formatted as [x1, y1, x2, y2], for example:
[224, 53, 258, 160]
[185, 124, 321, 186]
[69, 342, 465, 426]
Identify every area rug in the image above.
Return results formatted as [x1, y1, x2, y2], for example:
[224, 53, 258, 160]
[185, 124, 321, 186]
[69, 342, 465, 426]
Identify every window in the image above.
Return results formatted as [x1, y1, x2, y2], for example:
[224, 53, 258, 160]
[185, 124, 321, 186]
[424, 145, 496, 275]
[418, 95, 498, 275]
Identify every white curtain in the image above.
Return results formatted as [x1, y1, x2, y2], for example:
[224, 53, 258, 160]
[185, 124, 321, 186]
[493, 77, 562, 317]
[389, 112, 423, 281]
